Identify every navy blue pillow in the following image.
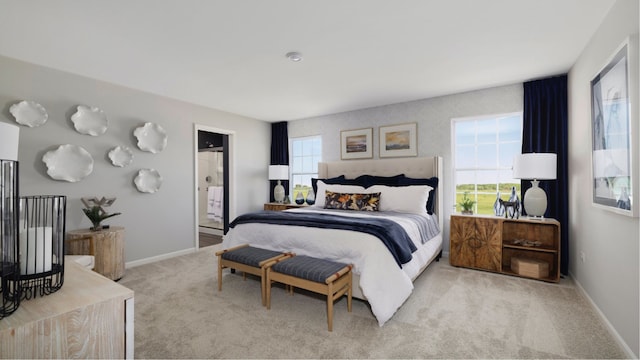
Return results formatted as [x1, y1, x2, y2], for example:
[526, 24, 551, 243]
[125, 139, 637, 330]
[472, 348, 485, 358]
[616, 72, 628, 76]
[311, 175, 346, 195]
[353, 174, 405, 188]
[396, 176, 439, 215]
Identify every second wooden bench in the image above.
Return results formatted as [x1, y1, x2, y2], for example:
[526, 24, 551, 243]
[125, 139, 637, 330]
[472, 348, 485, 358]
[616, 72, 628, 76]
[265, 255, 352, 331]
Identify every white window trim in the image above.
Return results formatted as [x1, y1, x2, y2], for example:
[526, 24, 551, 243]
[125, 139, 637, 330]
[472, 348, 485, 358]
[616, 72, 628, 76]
[450, 111, 523, 210]
[289, 135, 322, 193]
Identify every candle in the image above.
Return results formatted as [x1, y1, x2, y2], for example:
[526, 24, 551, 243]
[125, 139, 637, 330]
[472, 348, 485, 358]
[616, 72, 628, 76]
[19, 226, 53, 275]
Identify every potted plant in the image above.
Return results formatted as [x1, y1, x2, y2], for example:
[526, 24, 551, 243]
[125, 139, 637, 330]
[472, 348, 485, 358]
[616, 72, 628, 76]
[459, 192, 476, 215]
[83, 205, 121, 231]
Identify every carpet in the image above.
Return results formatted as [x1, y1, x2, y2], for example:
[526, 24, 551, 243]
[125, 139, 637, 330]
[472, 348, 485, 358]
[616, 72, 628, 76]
[119, 244, 626, 359]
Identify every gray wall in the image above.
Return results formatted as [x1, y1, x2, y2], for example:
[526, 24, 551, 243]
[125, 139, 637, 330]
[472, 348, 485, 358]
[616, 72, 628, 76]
[0, 55, 271, 263]
[289, 83, 524, 254]
[568, 0, 639, 356]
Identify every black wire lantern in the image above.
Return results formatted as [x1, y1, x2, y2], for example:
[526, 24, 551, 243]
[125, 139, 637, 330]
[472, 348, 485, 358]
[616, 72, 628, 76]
[17, 195, 66, 299]
[0, 159, 20, 318]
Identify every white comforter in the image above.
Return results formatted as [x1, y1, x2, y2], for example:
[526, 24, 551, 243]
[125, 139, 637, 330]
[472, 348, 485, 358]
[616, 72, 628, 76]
[222, 207, 441, 326]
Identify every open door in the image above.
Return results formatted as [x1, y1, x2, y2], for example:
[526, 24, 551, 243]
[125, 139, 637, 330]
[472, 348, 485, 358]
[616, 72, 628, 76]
[195, 125, 233, 248]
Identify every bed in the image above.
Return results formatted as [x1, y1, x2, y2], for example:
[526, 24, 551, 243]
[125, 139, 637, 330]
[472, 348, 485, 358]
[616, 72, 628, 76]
[222, 156, 443, 326]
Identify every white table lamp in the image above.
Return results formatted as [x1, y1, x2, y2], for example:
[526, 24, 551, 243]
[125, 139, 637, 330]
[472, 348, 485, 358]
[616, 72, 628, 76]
[512, 153, 557, 218]
[268, 165, 289, 203]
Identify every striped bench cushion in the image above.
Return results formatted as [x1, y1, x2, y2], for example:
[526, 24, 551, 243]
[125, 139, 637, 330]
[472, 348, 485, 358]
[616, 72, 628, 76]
[221, 246, 284, 268]
[271, 255, 348, 283]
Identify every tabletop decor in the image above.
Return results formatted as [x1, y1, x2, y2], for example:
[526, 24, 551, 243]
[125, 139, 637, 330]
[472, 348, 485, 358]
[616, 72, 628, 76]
[18, 195, 67, 299]
[81, 197, 120, 231]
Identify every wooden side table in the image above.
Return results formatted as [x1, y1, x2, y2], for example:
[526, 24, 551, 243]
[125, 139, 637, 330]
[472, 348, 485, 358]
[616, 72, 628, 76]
[66, 226, 125, 281]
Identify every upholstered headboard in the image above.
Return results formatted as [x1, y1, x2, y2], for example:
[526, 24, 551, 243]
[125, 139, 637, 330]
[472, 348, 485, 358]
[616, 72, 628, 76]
[317, 156, 444, 230]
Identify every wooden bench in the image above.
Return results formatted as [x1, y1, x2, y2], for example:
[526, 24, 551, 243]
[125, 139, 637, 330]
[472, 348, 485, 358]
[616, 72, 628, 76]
[265, 255, 352, 331]
[216, 244, 292, 305]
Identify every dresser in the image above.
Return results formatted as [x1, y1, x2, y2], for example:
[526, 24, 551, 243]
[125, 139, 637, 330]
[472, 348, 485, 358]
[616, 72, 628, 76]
[0, 259, 134, 358]
[450, 214, 560, 282]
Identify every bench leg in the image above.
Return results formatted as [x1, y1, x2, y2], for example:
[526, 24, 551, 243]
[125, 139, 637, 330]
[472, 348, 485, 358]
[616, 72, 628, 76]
[260, 267, 267, 306]
[327, 282, 334, 332]
[217, 257, 223, 291]
[347, 273, 352, 312]
[266, 269, 272, 310]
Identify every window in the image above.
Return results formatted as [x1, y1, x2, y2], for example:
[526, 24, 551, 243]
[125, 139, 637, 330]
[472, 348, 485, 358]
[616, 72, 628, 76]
[452, 112, 522, 215]
[290, 136, 322, 200]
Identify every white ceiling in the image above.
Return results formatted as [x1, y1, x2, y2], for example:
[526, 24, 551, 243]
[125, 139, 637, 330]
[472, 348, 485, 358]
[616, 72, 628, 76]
[0, 0, 615, 122]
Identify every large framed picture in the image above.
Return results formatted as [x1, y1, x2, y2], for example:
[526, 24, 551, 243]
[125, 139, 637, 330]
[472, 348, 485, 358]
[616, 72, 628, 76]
[379, 123, 417, 158]
[591, 38, 637, 217]
[340, 128, 373, 160]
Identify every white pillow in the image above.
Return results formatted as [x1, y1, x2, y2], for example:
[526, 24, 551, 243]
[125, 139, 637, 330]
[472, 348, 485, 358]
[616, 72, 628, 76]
[315, 180, 366, 208]
[368, 185, 433, 215]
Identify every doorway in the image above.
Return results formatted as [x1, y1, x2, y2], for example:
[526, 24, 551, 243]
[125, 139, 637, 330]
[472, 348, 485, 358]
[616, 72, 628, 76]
[195, 126, 232, 249]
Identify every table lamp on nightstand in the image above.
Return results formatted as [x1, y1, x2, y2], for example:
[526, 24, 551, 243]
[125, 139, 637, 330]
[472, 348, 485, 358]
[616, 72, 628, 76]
[512, 153, 557, 218]
[269, 165, 289, 203]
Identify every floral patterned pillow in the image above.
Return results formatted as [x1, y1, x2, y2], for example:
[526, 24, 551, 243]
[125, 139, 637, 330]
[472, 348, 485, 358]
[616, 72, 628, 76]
[324, 191, 381, 211]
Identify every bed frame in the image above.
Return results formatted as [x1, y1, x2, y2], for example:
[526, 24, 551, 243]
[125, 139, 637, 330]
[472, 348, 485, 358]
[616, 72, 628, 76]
[317, 156, 444, 299]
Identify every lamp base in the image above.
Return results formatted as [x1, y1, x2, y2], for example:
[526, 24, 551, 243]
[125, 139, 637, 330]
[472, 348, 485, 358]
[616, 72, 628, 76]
[523, 180, 547, 217]
[273, 180, 285, 203]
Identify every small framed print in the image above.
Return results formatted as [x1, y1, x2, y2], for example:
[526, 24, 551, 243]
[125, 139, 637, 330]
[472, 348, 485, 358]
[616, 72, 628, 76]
[379, 122, 417, 158]
[340, 128, 373, 160]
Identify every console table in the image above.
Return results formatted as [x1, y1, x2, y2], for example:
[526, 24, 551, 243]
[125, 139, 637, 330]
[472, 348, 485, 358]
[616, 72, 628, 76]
[66, 226, 125, 280]
[450, 214, 560, 282]
[0, 259, 134, 358]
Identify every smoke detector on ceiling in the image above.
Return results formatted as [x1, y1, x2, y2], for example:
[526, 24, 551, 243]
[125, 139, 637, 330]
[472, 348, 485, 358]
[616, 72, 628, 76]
[285, 52, 303, 62]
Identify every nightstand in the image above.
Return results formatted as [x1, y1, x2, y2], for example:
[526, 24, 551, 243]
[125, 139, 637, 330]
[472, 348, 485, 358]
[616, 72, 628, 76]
[264, 203, 307, 211]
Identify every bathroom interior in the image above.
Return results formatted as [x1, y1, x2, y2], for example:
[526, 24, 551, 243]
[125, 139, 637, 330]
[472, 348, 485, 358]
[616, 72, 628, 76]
[197, 130, 227, 247]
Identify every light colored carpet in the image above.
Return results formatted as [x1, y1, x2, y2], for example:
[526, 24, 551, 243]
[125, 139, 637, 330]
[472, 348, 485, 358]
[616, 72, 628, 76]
[120, 244, 626, 359]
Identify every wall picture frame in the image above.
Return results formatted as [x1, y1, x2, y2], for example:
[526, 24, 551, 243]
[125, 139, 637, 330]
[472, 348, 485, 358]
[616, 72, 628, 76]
[379, 122, 417, 158]
[590, 37, 638, 217]
[340, 128, 373, 160]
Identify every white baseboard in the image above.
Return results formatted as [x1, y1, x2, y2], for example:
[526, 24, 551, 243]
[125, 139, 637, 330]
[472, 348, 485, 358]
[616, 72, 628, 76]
[125, 248, 196, 268]
[570, 271, 637, 359]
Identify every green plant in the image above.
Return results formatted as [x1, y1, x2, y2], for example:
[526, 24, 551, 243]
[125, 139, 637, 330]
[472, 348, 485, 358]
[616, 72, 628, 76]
[82, 206, 121, 230]
[458, 192, 476, 213]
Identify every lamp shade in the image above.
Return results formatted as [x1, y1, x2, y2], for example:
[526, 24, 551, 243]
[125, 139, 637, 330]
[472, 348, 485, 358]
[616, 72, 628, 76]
[0, 122, 20, 161]
[268, 165, 289, 180]
[512, 153, 557, 180]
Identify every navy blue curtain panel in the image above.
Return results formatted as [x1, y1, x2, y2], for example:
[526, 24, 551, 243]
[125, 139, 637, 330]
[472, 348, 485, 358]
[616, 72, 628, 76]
[523, 74, 569, 275]
[270, 121, 290, 202]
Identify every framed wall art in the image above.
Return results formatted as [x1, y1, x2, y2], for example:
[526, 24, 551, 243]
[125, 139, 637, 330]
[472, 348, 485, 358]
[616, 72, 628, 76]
[340, 128, 372, 160]
[379, 122, 417, 158]
[591, 37, 638, 217]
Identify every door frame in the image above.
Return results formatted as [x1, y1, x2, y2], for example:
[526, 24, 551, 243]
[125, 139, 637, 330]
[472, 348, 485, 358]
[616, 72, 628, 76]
[193, 124, 235, 249]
